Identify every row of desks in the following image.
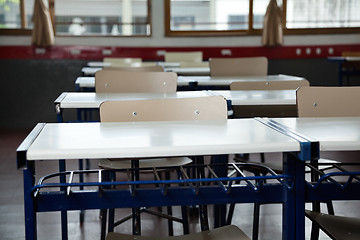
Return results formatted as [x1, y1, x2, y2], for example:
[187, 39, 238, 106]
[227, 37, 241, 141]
[17, 117, 360, 240]
[75, 74, 306, 91]
[18, 61, 360, 240]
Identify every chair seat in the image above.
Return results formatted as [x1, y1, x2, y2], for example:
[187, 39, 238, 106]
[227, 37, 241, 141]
[99, 157, 193, 169]
[106, 225, 250, 240]
[305, 210, 360, 240]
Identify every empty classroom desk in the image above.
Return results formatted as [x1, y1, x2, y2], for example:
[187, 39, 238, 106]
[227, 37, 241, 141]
[55, 91, 212, 122]
[209, 89, 297, 117]
[18, 118, 314, 240]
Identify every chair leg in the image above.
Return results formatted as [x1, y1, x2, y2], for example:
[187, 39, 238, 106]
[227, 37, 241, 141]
[260, 153, 265, 163]
[326, 201, 335, 215]
[310, 201, 321, 240]
[100, 209, 108, 240]
[181, 205, 190, 234]
[252, 203, 261, 240]
[132, 207, 141, 235]
[108, 209, 115, 233]
[226, 203, 236, 225]
[199, 205, 209, 231]
[167, 206, 174, 236]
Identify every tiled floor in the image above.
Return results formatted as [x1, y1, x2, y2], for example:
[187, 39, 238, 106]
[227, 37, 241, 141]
[1, 129, 359, 240]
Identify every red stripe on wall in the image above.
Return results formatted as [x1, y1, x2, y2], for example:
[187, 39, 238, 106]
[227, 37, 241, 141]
[1, 44, 360, 60]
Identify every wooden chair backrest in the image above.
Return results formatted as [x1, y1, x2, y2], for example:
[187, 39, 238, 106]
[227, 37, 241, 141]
[95, 70, 177, 93]
[165, 51, 203, 63]
[209, 57, 268, 77]
[100, 96, 228, 122]
[103, 65, 164, 72]
[296, 86, 360, 117]
[230, 79, 309, 90]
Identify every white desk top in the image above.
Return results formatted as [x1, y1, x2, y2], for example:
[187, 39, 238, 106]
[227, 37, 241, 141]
[76, 74, 305, 88]
[56, 91, 211, 108]
[82, 67, 102, 75]
[271, 117, 360, 151]
[87, 61, 181, 68]
[210, 90, 296, 106]
[75, 76, 191, 87]
[56, 89, 296, 109]
[328, 56, 360, 62]
[178, 74, 306, 86]
[165, 67, 210, 76]
[87, 62, 112, 67]
[75, 77, 95, 88]
[24, 119, 300, 161]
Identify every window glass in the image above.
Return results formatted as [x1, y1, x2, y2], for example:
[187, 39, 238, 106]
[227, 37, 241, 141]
[54, 0, 150, 36]
[253, 0, 282, 29]
[169, 0, 249, 31]
[286, 0, 360, 28]
[0, 0, 34, 29]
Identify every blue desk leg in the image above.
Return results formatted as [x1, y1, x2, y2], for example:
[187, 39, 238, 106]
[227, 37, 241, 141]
[283, 152, 305, 240]
[59, 160, 68, 240]
[23, 162, 36, 240]
[212, 154, 228, 228]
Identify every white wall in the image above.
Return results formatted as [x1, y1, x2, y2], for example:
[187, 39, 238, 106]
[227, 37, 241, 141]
[0, 0, 359, 47]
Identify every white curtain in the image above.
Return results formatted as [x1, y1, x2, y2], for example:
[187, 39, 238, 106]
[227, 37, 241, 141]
[32, 0, 55, 47]
[262, 0, 283, 47]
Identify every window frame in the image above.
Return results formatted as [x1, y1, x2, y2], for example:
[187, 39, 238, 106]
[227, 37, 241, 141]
[164, 0, 360, 37]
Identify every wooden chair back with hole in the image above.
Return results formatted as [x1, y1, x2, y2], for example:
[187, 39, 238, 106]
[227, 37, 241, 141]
[95, 70, 177, 93]
[296, 86, 360, 117]
[100, 96, 228, 122]
[209, 57, 268, 77]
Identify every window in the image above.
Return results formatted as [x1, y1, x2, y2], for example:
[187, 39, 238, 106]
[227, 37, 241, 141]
[165, 0, 360, 36]
[0, 0, 33, 34]
[53, 0, 151, 36]
[286, 0, 360, 29]
[0, 0, 151, 36]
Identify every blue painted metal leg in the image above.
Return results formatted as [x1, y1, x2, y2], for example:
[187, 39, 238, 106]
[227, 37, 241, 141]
[59, 160, 68, 240]
[23, 162, 37, 240]
[212, 154, 228, 228]
[283, 152, 305, 240]
[131, 160, 141, 235]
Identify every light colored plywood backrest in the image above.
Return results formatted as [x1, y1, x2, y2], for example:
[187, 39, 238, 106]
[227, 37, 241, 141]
[297, 86, 360, 117]
[209, 57, 268, 77]
[230, 79, 309, 90]
[342, 51, 360, 57]
[95, 70, 177, 93]
[100, 96, 228, 122]
[103, 57, 142, 64]
[165, 51, 203, 63]
[103, 65, 164, 72]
